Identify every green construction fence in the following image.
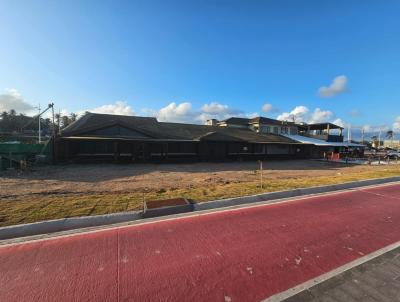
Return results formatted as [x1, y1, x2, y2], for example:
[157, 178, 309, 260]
[0, 141, 53, 170]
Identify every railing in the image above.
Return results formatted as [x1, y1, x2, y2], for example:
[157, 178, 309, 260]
[327, 135, 344, 142]
[299, 133, 343, 142]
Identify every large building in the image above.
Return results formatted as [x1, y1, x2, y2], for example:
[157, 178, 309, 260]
[55, 113, 312, 162]
[55, 113, 363, 163]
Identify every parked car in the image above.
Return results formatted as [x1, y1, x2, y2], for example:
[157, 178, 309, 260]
[385, 151, 400, 159]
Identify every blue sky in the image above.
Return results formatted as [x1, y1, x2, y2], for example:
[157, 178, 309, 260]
[1, 0, 400, 135]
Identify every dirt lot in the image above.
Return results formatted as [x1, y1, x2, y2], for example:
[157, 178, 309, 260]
[1, 160, 400, 226]
[1, 160, 393, 195]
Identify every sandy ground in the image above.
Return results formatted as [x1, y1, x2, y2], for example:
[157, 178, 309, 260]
[0, 160, 393, 198]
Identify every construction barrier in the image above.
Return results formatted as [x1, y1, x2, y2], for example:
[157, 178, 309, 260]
[0, 141, 53, 170]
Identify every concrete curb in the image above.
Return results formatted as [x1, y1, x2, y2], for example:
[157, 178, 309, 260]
[194, 176, 400, 211]
[142, 203, 194, 218]
[1, 176, 399, 240]
[0, 211, 142, 240]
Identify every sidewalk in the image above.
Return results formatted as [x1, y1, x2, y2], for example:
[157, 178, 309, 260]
[284, 247, 400, 302]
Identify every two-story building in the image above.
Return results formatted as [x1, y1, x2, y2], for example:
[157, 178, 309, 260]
[215, 117, 298, 135]
[211, 116, 364, 158]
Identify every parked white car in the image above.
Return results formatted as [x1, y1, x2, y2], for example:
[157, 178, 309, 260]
[385, 151, 400, 159]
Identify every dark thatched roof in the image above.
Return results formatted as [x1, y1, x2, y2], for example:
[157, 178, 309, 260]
[219, 117, 250, 125]
[61, 113, 299, 144]
[249, 117, 296, 126]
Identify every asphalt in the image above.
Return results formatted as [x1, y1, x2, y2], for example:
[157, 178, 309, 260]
[1, 183, 400, 301]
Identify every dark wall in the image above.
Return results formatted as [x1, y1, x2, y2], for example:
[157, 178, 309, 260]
[55, 138, 311, 163]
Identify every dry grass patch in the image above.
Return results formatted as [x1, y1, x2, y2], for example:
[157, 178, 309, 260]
[1, 162, 399, 227]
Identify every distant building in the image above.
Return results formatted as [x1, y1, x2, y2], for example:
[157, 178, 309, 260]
[214, 117, 343, 142]
[205, 119, 219, 126]
[383, 140, 400, 148]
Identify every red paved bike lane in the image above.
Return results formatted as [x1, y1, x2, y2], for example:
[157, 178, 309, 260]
[1, 183, 400, 301]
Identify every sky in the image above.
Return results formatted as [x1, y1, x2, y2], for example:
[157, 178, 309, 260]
[1, 0, 400, 137]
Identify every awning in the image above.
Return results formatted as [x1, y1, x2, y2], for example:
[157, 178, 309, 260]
[282, 134, 365, 147]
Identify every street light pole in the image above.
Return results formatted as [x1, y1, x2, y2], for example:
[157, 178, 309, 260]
[36, 103, 54, 144]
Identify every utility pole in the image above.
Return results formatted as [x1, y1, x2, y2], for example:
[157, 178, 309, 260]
[51, 102, 56, 164]
[347, 124, 351, 143]
[378, 130, 381, 148]
[361, 128, 365, 144]
[51, 103, 55, 137]
[38, 104, 41, 143]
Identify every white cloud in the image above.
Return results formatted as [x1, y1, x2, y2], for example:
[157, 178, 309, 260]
[309, 108, 333, 123]
[318, 75, 348, 98]
[90, 101, 135, 116]
[0, 89, 34, 113]
[332, 118, 347, 128]
[199, 102, 242, 122]
[261, 103, 279, 113]
[277, 105, 309, 122]
[262, 103, 272, 113]
[201, 102, 230, 114]
[155, 101, 243, 124]
[157, 102, 195, 123]
[277, 105, 338, 125]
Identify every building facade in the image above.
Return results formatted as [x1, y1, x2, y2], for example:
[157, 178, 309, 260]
[56, 113, 311, 163]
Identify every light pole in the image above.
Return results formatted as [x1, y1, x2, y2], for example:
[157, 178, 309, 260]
[35, 103, 54, 144]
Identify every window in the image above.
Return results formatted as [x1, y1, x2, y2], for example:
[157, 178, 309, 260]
[260, 125, 271, 134]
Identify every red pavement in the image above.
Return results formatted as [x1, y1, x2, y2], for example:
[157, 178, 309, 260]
[1, 183, 400, 302]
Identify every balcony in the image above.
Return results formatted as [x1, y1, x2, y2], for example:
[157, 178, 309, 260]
[299, 133, 344, 142]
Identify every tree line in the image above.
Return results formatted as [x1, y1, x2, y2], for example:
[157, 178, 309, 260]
[0, 109, 79, 134]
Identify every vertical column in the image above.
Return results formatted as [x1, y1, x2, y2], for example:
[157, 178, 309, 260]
[113, 141, 119, 162]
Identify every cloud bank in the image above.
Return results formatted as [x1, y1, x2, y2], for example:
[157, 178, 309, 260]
[0, 89, 34, 113]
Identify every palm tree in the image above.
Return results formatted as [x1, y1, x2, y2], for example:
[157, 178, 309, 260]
[61, 116, 70, 128]
[69, 113, 77, 122]
[55, 113, 61, 133]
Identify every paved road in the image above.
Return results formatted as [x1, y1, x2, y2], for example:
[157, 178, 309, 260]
[284, 247, 400, 302]
[1, 183, 400, 302]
